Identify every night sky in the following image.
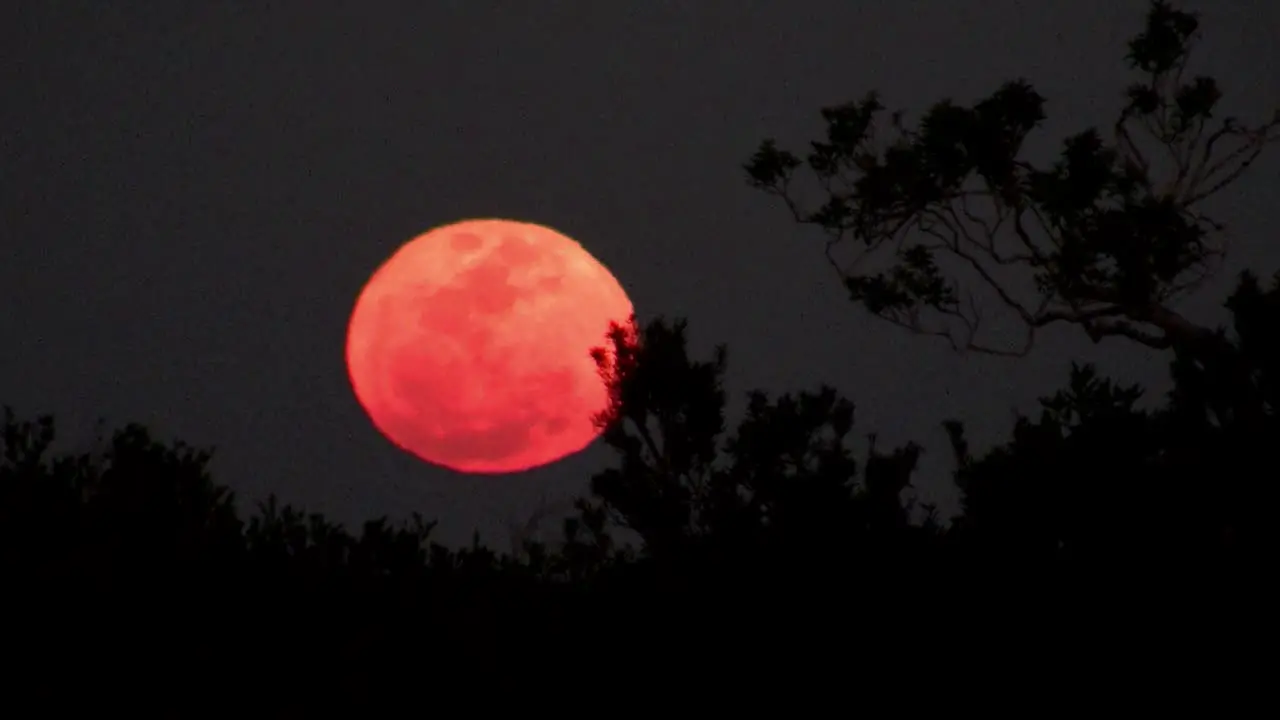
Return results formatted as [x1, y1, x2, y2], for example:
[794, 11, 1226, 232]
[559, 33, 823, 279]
[4, 1, 1276, 547]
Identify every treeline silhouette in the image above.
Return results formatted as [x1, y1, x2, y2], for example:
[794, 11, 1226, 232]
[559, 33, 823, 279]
[4, 0, 1275, 704]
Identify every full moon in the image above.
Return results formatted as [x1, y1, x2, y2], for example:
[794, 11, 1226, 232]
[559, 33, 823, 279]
[345, 218, 634, 474]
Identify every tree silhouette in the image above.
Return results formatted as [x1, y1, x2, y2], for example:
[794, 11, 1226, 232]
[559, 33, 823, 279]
[3, 0, 1276, 699]
[744, 0, 1278, 358]
[944, 269, 1279, 576]
[0, 410, 244, 585]
[3, 285, 1273, 697]
[582, 314, 938, 590]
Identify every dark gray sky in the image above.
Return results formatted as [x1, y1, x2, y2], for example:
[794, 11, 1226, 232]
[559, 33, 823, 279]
[4, 1, 1276, 546]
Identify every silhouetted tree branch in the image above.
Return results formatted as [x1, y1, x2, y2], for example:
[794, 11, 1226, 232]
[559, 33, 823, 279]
[745, 0, 1278, 358]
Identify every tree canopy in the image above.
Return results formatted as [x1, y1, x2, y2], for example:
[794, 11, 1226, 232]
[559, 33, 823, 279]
[744, 0, 1278, 358]
[3, 0, 1274, 705]
[5, 266, 1275, 698]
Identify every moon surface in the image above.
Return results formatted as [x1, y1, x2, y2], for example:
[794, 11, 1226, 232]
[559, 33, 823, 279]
[345, 218, 634, 474]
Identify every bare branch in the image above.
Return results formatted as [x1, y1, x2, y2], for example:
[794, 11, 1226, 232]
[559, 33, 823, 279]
[1183, 115, 1280, 204]
[1090, 319, 1172, 348]
[917, 209, 1038, 325]
[1115, 118, 1152, 180]
[872, 302, 1034, 358]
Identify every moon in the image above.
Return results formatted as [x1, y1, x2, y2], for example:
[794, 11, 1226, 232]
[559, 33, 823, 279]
[345, 218, 634, 474]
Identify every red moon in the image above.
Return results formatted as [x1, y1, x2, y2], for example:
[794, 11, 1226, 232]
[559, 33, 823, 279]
[345, 218, 633, 474]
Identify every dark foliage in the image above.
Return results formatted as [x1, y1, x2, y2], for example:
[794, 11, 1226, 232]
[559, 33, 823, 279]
[3, 0, 1273, 704]
[5, 268, 1275, 698]
[745, 0, 1278, 358]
